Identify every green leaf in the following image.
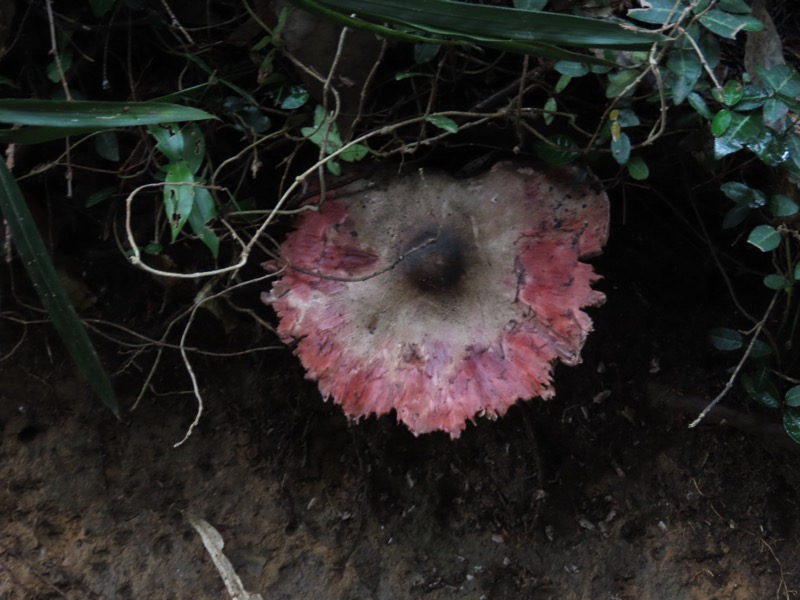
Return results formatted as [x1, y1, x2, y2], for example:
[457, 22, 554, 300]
[687, 92, 713, 119]
[554, 61, 589, 77]
[736, 84, 771, 110]
[280, 86, 310, 110]
[717, 0, 753, 14]
[85, 187, 116, 208]
[555, 74, 571, 93]
[626, 155, 649, 180]
[795, 263, 800, 282]
[149, 123, 205, 174]
[0, 161, 118, 415]
[749, 338, 772, 359]
[713, 112, 762, 158]
[757, 64, 800, 102]
[715, 80, 744, 107]
[785, 386, 800, 408]
[611, 131, 631, 164]
[747, 224, 780, 252]
[605, 69, 640, 98]
[783, 408, 800, 443]
[425, 114, 459, 133]
[627, 0, 685, 25]
[742, 369, 780, 409]
[720, 181, 766, 207]
[711, 109, 733, 136]
[90, 0, 116, 17]
[0, 99, 215, 128]
[722, 204, 750, 229]
[667, 49, 702, 105]
[340, 143, 370, 162]
[187, 193, 220, 258]
[46, 48, 73, 83]
[762, 98, 788, 132]
[708, 327, 743, 351]
[789, 134, 800, 169]
[414, 42, 441, 63]
[768, 194, 798, 217]
[699, 9, 763, 39]
[94, 131, 120, 162]
[543, 97, 556, 125]
[763, 273, 789, 290]
[533, 134, 579, 165]
[164, 161, 196, 242]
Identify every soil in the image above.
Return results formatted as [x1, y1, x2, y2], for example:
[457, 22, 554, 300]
[3, 2, 800, 599]
[2, 172, 800, 600]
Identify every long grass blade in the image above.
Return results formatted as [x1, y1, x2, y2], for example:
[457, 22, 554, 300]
[0, 160, 119, 415]
[0, 99, 215, 128]
[296, 0, 667, 49]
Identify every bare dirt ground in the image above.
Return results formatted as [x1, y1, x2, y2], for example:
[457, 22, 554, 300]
[2, 187, 799, 600]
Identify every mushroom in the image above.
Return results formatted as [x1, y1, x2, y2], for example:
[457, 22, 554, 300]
[263, 161, 609, 438]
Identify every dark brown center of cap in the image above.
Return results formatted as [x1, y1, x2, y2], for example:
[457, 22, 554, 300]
[401, 227, 465, 292]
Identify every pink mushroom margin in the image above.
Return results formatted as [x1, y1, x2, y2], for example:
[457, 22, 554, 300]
[263, 162, 609, 438]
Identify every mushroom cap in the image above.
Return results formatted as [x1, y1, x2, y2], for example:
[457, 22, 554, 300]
[264, 161, 609, 438]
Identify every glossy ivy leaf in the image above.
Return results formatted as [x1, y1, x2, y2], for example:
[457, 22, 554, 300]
[757, 64, 800, 108]
[46, 48, 73, 83]
[714, 80, 744, 107]
[708, 327, 743, 351]
[786, 386, 800, 408]
[763, 273, 789, 290]
[414, 42, 441, 64]
[94, 131, 119, 162]
[711, 109, 732, 136]
[788, 134, 800, 169]
[687, 92, 712, 119]
[736, 84, 770, 111]
[533, 134, 579, 165]
[748, 127, 787, 166]
[90, 0, 116, 17]
[722, 204, 750, 229]
[783, 409, 800, 444]
[749, 338, 772, 359]
[85, 187, 116, 208]
[543, 97, 556, 125]
[425, 114, 458, 133]
[605, 70, 640, 98]
[720, 181, 766, 207]
[713, 112, 762, 158]
[667, 49, 702, 105]
[698, 8, 763, 39]
[768, 194, 798, 217]
[281, 86, 310, 110]
[742, 369, 780, 409]
[747, 224, 781, 252]
[554, 61, 589, 77]
[627, 0, 685, 25]
[717, 0, 753, 13]
[611, 131, 631, 164]
[627, 155, 649, 180]
[763, 98, 789, 132]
